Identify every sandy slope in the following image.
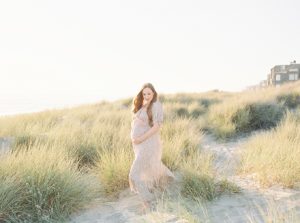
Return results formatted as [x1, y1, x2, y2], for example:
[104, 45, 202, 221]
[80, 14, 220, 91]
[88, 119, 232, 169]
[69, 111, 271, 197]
[201, 133, 300, 222]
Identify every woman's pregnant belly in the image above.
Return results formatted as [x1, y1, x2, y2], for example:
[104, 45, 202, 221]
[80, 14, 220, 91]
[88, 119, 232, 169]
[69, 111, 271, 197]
[130, 118, 148, 139]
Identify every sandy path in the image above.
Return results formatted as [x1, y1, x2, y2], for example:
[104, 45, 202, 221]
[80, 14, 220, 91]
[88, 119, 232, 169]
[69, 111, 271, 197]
[69, 174, 190, 223]
[201, 133, 300, 223]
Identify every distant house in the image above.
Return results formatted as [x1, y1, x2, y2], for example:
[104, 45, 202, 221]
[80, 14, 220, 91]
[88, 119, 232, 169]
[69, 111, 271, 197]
[267, 61, 300, 87]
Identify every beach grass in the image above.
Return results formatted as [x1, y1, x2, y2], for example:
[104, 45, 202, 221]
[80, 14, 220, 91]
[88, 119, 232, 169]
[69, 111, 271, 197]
[0, 146, 100, 222]
[1, 82, 300, 221]
[0, 96, 219, 222]
[239, 110, 300, 188]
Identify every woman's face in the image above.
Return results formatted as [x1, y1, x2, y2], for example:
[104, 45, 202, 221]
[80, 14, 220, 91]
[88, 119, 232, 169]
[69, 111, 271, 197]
[142, 87, 154, 104]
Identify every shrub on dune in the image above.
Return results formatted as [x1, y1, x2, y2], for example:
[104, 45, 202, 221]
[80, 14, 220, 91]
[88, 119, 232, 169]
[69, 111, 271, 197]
[208, 100, 285, 139]
[276, 92, 300, 109]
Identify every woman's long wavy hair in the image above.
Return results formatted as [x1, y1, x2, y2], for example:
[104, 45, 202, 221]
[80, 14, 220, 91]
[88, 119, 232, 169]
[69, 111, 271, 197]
[132, 83, 158, 127]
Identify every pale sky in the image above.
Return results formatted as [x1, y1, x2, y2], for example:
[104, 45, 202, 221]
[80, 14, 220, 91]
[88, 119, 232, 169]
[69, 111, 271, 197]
[1, 0, 299, 115]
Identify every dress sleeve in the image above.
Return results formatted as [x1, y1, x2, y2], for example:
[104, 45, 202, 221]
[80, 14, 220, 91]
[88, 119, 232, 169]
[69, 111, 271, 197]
[152, 101, 163, 126]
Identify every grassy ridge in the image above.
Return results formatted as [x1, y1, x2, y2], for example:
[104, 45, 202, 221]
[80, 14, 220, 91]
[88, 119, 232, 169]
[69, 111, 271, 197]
[207, 82, 300, 139]
[1, 81, 300, 221]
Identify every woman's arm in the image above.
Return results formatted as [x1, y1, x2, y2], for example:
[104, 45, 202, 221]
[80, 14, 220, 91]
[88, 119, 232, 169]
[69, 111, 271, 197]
[132, 123, 160, 144]
[132, 101, 163, 145]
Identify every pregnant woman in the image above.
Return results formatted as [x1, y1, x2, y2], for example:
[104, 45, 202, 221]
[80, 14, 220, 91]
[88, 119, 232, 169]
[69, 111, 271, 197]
[129, 83, 175, 211]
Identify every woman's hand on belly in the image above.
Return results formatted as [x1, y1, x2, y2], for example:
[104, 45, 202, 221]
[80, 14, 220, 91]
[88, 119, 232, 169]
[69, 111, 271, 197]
[132, 136, 143, 145]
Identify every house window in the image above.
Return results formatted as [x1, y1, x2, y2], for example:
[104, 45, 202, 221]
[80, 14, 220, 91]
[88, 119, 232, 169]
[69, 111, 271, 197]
[289, 74, 295, 80]
[289, 73, 298, 80]
[276, 74, 281, 81]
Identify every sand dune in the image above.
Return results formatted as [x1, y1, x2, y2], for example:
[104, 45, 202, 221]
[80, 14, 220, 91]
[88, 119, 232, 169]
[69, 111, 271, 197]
[69, 133, 300, 223]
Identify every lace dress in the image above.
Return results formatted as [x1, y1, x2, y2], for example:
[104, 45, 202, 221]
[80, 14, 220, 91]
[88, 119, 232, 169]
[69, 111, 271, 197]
[129, 101, 175, 203]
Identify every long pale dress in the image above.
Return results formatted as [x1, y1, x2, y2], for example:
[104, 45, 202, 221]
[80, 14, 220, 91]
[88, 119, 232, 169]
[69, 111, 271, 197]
[129, 101, 175, 203]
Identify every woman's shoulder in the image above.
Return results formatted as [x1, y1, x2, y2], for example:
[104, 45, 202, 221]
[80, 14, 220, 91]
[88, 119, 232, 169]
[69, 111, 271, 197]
[152, 100, 163, 111]
[152, 100, 162, 107]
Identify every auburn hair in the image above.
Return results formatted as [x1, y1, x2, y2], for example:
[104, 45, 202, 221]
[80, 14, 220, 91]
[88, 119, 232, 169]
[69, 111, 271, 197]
[132, 83, 158, 127]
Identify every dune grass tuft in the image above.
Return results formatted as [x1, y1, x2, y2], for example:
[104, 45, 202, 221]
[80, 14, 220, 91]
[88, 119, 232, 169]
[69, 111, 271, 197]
[0, 146, 100, 222]
[239, 111, 300, 188]
[95, 147, 133, 195]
